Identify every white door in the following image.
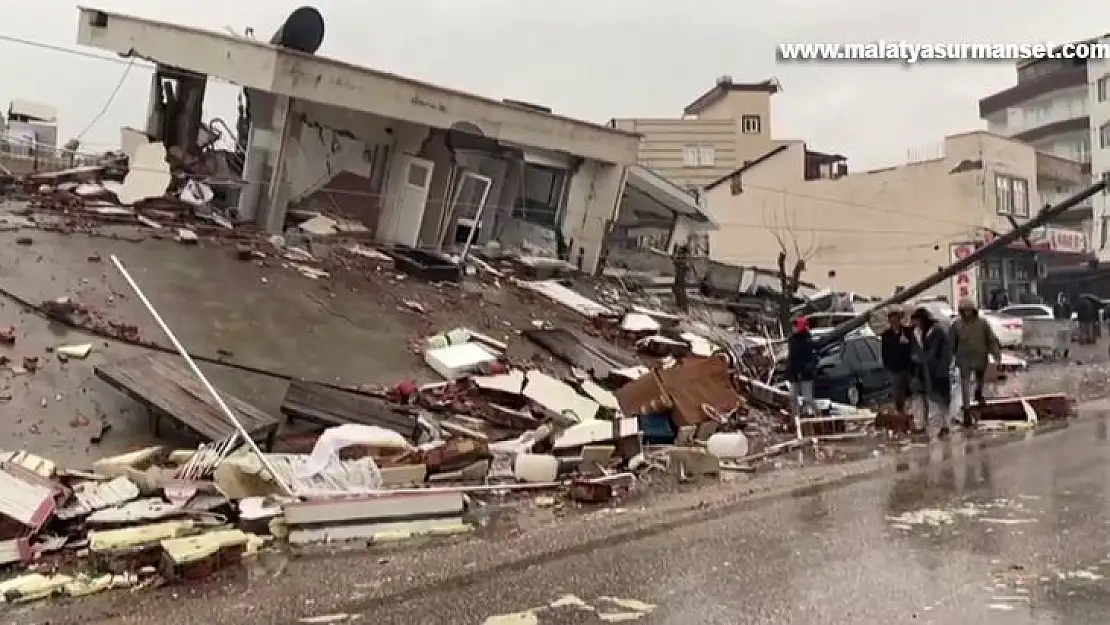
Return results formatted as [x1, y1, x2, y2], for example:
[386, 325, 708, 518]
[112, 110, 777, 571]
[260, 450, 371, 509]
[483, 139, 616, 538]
[378, 155, 434, 247]
[446, 172, 492, 246]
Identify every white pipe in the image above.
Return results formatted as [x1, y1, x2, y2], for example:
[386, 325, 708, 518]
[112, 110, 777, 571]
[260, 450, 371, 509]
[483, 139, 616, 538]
[109, 255, 295, 497]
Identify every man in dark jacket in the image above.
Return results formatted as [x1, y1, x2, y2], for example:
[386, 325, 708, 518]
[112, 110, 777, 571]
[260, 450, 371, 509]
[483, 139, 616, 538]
[880, 307, 914, 414]
[786, 316, 818, 418]
[911, 307, 953, 439]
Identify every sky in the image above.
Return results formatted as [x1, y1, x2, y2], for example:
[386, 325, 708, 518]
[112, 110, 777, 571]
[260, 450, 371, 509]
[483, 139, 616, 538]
[1, 0, 1106, 169]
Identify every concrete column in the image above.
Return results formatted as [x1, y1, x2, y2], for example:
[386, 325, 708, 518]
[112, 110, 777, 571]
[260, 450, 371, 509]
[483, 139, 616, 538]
[258, 96, 301, 233]
[144, 71, 162, 138]
[236, 127, 269, 222]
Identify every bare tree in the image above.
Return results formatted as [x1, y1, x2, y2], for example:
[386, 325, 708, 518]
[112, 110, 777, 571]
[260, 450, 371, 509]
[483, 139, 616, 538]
[765, 202, 817, 336]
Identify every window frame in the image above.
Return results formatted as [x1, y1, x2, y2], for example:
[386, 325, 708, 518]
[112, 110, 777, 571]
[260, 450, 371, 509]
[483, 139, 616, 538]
[741, 114, 761, 134]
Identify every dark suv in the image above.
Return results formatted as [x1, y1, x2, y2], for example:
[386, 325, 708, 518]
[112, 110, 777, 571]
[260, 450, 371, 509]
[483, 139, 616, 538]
[777, 335, 891, 406]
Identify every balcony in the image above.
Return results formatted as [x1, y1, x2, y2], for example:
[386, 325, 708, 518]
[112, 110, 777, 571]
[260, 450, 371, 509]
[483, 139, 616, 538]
[1039, 191, 1093, 224]
[980, 65, 1088, 117]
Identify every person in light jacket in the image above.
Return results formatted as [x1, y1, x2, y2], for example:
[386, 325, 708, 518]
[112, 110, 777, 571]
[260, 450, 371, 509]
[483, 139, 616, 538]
[910, 307, 952, 439]
[950, 298, 1001, 428]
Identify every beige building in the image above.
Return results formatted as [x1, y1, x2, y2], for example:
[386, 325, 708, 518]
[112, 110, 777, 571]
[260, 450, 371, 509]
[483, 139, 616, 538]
[610, 77, 799, 190]
[703, 131, 1091, 302]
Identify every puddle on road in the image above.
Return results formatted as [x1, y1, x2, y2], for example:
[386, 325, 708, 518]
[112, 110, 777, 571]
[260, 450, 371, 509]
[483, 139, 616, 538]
[885, 497, 1039, 532]
[481, 594, 657, 624]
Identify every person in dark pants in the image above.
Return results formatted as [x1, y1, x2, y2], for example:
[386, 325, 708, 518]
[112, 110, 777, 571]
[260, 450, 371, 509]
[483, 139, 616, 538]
[880, 307, 914, 415]
[786, 316, 818, 418]
[911, 307, 953, 439]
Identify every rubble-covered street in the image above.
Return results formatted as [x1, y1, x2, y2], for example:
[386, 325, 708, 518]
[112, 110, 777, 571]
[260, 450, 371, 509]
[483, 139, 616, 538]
[7, 406, 1110, 625]
[0, 172, 1104, 622]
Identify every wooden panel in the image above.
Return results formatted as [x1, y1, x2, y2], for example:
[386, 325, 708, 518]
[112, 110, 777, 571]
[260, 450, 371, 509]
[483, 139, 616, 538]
[95, 354, 278, 442]
[280, 380, 418, 439]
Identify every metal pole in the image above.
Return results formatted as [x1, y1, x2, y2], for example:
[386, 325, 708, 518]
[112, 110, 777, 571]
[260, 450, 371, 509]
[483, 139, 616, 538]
[109, 255, 296, 497]
[814, 180, 1107, 350]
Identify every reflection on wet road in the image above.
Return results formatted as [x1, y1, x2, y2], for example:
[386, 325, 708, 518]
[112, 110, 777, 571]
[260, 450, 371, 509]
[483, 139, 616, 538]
[365, 416, 1110, 624]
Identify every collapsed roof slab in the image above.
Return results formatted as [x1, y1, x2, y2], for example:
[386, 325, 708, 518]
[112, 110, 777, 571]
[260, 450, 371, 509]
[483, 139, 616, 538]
[75, 7, 640, 165]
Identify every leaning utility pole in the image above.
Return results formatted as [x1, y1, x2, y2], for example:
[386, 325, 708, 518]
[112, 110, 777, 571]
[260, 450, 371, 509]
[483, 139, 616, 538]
[814, 180, 1107, 349]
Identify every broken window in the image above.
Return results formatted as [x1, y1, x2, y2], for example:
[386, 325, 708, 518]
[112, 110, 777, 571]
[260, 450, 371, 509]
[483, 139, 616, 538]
[513, 164, 567, 229]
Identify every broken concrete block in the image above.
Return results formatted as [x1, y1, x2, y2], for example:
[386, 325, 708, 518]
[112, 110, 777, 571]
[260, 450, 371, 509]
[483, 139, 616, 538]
[91, 446, 165, 478]
[284, 492, 467, 545]
[524, 371, 600, 422]
[0, 573, 73, 604]
[514, 454, 559, 483]
[424, 343, 497, 380]
[668, 448, 720, 476]
[578, 445, 615, 476]
[159, 529, 252, 581]
[238, 497, 283, 535]
[378, 464, 428, 487]
[89, 520, 199, 572]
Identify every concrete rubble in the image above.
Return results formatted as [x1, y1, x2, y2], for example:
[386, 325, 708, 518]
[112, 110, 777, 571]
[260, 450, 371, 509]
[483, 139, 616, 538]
[0, 142, 1087, 609]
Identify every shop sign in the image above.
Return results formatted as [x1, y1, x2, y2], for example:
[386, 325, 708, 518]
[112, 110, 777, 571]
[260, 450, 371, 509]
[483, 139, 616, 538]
[949, 242, 978, 306]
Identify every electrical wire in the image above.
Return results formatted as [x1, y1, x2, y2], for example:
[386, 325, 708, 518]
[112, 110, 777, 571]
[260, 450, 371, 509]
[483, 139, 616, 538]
[74, 57, 136, 143]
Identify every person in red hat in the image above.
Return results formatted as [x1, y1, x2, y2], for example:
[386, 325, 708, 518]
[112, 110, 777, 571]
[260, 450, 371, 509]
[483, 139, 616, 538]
[786, 315, 817, 417]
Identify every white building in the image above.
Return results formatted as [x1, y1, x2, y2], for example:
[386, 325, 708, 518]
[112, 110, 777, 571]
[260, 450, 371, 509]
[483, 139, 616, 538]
[979, 38, 1102, 258]
[76, 7, 641, 274]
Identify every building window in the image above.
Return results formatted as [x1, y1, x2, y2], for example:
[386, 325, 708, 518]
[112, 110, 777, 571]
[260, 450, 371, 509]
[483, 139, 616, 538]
[1101, 123, 1110, 149]
[513, 164, 567, 229]
[1102, 217, 1110, 249]
[682, 145, 698, 167]
[1100, 76, 1110, 102]
[741, 115, 761, 134]
[1077, 136, 1091, 163]
[698, 145, 715, 166]
[682, 144, 715, 168]
[995, 174, 1029, 217]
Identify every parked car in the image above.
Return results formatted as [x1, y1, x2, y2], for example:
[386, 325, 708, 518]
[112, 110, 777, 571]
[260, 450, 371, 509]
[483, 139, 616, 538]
[775, 335, 890, 406]
[996, 304, 1055, 320]
[804, 312, 875, 339]
[981, 311, 1024, 348]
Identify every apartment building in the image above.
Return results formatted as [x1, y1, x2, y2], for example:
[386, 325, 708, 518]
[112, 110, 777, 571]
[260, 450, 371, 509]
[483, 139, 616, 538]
[610, 77, 792, 190]
[979, 38, 1099, 253]
[702, 131, 1090, 303]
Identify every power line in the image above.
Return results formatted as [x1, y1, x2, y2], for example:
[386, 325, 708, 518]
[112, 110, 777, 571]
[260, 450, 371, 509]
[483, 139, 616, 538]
[75, 57, 136, 142]
[0, 33, 152, 68]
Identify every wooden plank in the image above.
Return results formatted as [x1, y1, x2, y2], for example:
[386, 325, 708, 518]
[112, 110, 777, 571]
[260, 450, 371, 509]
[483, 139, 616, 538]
[280, 380, 417, 439]
[95, 354, 278, 443]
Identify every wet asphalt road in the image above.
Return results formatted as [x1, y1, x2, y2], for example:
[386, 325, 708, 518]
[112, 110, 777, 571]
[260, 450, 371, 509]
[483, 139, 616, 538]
[351, 416, 1110, 625]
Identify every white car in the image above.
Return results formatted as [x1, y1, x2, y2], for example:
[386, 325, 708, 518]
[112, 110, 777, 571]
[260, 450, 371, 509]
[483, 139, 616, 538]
[804, 312, 868, 337]
[996, 304, 1055, 321]
[981, 312, 1024, 348]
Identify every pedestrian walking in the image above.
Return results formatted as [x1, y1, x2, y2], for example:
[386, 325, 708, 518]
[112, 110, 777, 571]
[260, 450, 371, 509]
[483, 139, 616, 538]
[786, 316, 817, 418]
[880, 307, 913, 415]
[950, 298, 1001, 428]
[910, 307, 952, 439]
